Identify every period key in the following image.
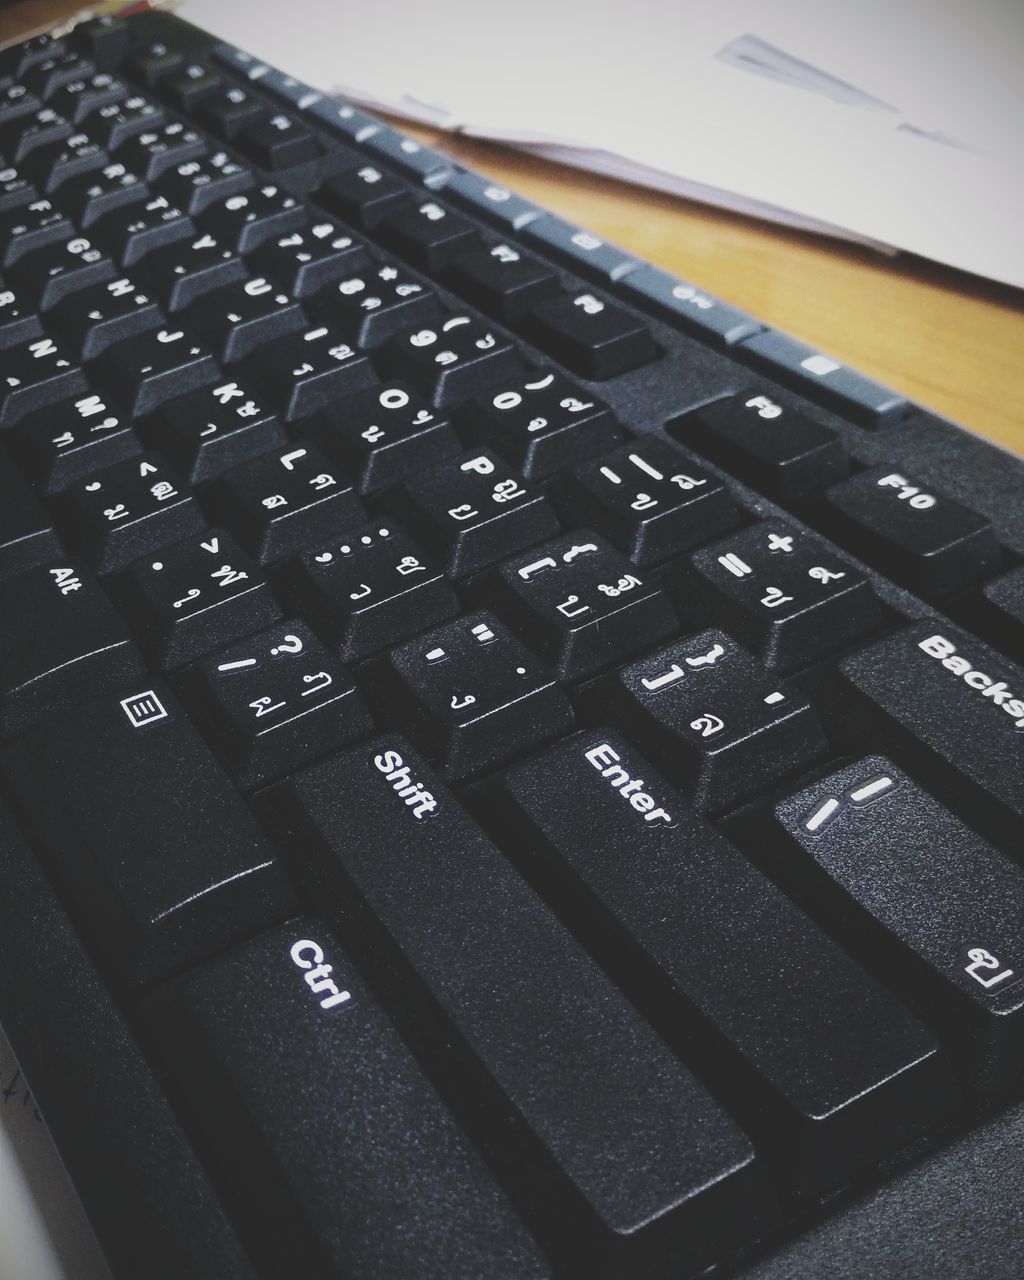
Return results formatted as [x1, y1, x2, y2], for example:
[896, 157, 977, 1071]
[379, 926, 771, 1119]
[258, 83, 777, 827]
[482, 730, 955, 1191]
[261, 736, 773, 1268]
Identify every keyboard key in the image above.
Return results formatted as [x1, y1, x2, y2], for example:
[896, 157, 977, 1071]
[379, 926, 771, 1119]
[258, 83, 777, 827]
[557, 437, 740, 565]
[110, 527, 281, 670]
[68, 15, 132, 67]
[178, 620, 372, 788]
[671, 390, 848, 500]
[442, 169, 543, 232]
[60, 158, 144, 226]
[0, 197, 71, 266]
[362, 127, 454, 184]
[306, 381, 460, 495]
[671, 520, 882, 672]
[459, 370, 622, 480]
[486, 731, 956, 1190]
[60, 452, 203, 573]
[737, 330, 908, 427]
[251, 217, 368, 297]
[448, 240, 561, 325]
[0, 558, 142, 738]
[97, 324, 218, 415]
[526, 291, 660, 380]
[200, 181, 303, 252]
[378, 197, 481, 272]
[2, 679, 294, 985]
[591, 629, 828, 811]
[0, 280, 42, 347]
[10, 387, 139, 494]
[382, 312, 522, 409]
[304, 96, 381, 144]
[388, 448, 559, 577]
[22, 130, 106, 193]
[187, 275, 304, 362]
[263, 737, 772, 1261]
[155, 149, 253, 215]
[22, 50, 94, 101]
[523, 215, 638, 283]
[127, 42, 183, 88]
[208, 443, 363, 563]
[771, 757, 1024, 1095]
[115, 120, 206, 182]
[143, 917, 549, 1277]
[311, 259, 438, 347]
[8, 233, 114, 310]
[198, 85, 265, 140]
[84, 92, 164, 150]
[0, 447, 62, 577]
[159, 64, 223, 114]
[0, 168, 37, 214]
[49, 70, 125, 124]
[49, 272, 162, 358]
[246, 322, 376, 422]
[0, 332, 86, 425]
[94, 192, 194, 267]
[145, 377, 285, 484]
[136, 229, 246, 311]
[823, 466, 1002, 596]
[282, 521, 459, 661]
[487, 531, 678, 680]
[237, 110, 320, 170]
[831, 622, 1024, 845]
[0, 105, 71, 163]
[369, 611, 573, 780]
[316, 162, 408, 230]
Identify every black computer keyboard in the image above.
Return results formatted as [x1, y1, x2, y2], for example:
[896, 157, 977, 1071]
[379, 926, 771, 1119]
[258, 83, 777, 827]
[0, 10, 1022, 1280]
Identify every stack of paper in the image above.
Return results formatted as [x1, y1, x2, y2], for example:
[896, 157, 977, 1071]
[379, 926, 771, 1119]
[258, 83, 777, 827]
[182, 0, 1024, 287]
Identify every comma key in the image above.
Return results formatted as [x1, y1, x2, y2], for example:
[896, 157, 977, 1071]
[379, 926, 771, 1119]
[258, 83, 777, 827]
[771, 757, 1024, 1096]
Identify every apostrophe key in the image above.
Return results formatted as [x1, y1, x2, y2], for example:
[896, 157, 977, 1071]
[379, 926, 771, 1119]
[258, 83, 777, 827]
[60, 452, 203, 573]
[590, 629, 828, 812]
[369, 611, 573, 779]
[487, 531, 678, 680]
[280, 521, 459, 661]
[387, 448, 559, 577]
[177, 620, 373, 788]
[484, 730, 956, 1192]
[0, 557, 142, 738]
[458, 371, 623, 480]
[556, 437, 740, 565]
[669, 520, 882, 672]
[207, 442, 363, 563]
[264, 737, 772, 1265]
[1, 679, 294, 986]
[143, 918, 550, 1278]
[109, 527, 280, 669]
[770, 757, 1024, 1095]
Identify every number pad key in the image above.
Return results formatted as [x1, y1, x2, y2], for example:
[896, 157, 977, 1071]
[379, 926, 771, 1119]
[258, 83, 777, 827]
[490, 531, 678, 680]
[371, 610, 574, 780]
[460, 370, 622, 479]
[672, 520, 883, 672]
[145, 377, 285, 484]
[558, 437, 740, 565]
[381, 313, 522, 409]
[109, 528, 280, 670]
[282, 521, 459, 662]
[10, 388, 139, 494]
[306, 381, 459, 495]
[60, 453, 202, 573]
[390, 448, 559, 577]
[177, 620, 373, 788]
[208, 443, 363, 564]
[823, 467, 1002, 596]
[591, 629, 828, 812]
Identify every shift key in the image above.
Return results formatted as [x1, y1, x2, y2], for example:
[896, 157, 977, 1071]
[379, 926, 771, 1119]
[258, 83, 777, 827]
[262, 735, 773, 1268]
[833, 621, 1024, 845]
[2, 680, 294, 986]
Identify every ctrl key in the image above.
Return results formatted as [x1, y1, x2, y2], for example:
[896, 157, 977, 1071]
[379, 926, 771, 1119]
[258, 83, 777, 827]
[143, 918, 551, 1280]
